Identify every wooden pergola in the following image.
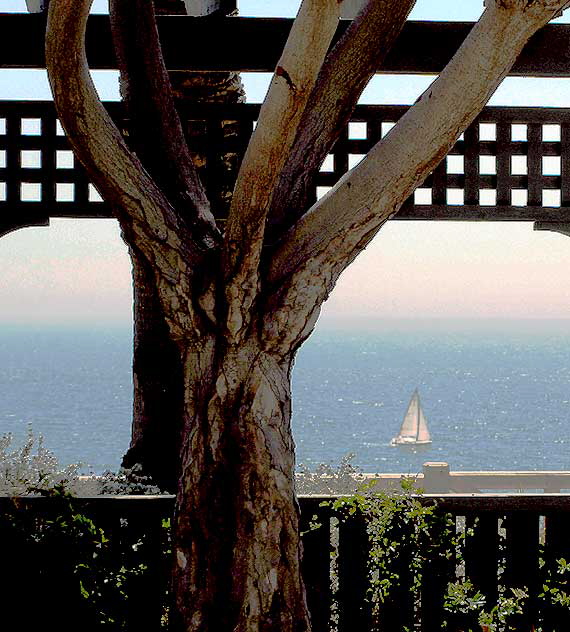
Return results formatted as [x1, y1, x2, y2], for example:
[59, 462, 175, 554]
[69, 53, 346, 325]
[3, 6, 570, 631]
[2, 6, 570, 238]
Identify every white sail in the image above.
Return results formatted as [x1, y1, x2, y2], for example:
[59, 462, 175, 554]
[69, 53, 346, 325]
[398, 391, 421, 439]
[391, 390, 432, 445]
[416, 405, 431, 443]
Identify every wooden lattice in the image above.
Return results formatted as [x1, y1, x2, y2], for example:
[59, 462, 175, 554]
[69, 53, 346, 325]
[2, 100, 570, 236]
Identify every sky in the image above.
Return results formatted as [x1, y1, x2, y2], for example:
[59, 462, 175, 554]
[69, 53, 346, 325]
[1, 0, 570, 328]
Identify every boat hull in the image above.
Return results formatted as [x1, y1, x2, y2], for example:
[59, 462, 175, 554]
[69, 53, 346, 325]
[390, 437, 432, 446]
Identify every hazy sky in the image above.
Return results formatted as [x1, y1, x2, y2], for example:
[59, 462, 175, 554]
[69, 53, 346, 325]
[1, 0, 570, 327]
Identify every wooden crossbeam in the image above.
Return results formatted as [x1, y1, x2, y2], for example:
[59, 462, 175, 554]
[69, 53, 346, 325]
[1, 15, 570, 75]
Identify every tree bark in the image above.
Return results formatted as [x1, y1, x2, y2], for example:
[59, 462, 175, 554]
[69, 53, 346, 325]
[117, 0, 244, 490]
[266, 0, 417, 238]
[122, 245, 184, 491]
[171, 339, 308, 632]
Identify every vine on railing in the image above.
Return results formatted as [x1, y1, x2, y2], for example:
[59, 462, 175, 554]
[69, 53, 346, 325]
[323, 479, 570, 632]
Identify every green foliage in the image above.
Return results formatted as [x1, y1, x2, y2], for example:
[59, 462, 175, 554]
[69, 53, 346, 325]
[322, 480, 570, 632]
[296, 452, 368, 495]
[0, 485, 171, 629]
[444, 579, 528, 632]
[324, 479, 459, 629]
[541, 557, 570, 610]
[0, 425, 83, 495]
[0, 428, 171, 629]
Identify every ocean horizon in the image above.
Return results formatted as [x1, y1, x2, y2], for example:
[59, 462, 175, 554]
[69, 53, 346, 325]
[1, 319, 570, 475]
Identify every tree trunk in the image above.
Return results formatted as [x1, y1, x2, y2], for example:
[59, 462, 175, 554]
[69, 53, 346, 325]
[170, 339, 309, 632]
[121, 0, 244, 490]
[122, 245, 184, 490]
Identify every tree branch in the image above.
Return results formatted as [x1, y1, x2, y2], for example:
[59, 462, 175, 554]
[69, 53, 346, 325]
[222, 0, 341, 342]
[46, 0, 214, 338]
[266, 0, 417, 240]
[263, 0, 570, 352]
[109, 0, 221, 247]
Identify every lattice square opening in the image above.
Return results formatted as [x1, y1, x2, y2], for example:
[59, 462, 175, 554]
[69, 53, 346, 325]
[447, 188, 464, 205]
[348, 122, 367, 140]
[56, 150, 74, 169]
[348, 154, 365, 169]
[447, 155, 464, 174]
[319, 154, 334, 173]
[479, 189, 496, 206]
[543, 124, 561, 142]
[511, 189, 527, 206]
[381, 121, 395, 137]
[89, 184, 103, 203]
[479, 155, 496, 175]
[20, 150, 41, 169]
[511, 124, 527, 141]
[21, 118, 42, 136]
[543, 189, 561, 207]
[56, 183, 74, 202]
[56, 120, 65, 136]
[479, 123, 496, 141]
[0, 150, 5, 169]
[316, 186, 331, 200]
[20, 182, 41, 201]
[0, 119, 6, 135]
[414, 188, 432, 205]
[0, 182, 5, 201]
[511, 156, 527, 175]
[542, 156, 561, 176]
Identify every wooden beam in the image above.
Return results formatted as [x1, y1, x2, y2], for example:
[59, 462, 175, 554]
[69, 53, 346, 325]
[1, 15, 570, 75]
[0, 215, 49, 237]
[534, 221, 570, 237]
[397, 204, 570, 222]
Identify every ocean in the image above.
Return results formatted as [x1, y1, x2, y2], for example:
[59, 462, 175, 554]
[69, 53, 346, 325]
[1, 323, 570, 475]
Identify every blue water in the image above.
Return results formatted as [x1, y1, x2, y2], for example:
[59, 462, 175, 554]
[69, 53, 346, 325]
[1, 324, 570, 474]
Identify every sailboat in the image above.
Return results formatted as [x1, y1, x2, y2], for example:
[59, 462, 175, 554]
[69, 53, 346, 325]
[390, 389, 432, 446]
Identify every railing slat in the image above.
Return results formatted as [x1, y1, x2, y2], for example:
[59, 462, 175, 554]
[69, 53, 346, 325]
[420, 511, 457, 632]
[542, 512, 570, 631]
[337, 515, 371, 632]
[300, 498, 332, 632]
[503, 511, 541, 631]
[122, 503, 168, 629]
[377, 528, 415, 632]
[464, 512, 500, 608]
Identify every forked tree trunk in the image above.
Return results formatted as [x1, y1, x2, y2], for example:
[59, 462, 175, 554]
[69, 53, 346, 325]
[120, 0, 244, 491]
[45, 0, 570, 630]
[170, 338, 309, 632]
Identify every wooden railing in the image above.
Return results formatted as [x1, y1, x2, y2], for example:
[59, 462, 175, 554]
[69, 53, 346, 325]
[2, 493, 570, 630]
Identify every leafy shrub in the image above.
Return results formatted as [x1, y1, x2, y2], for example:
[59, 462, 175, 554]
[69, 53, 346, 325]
[0, 425, 83, 495]
[0, 428, 170, 629]
[321, 477, 570, 632]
